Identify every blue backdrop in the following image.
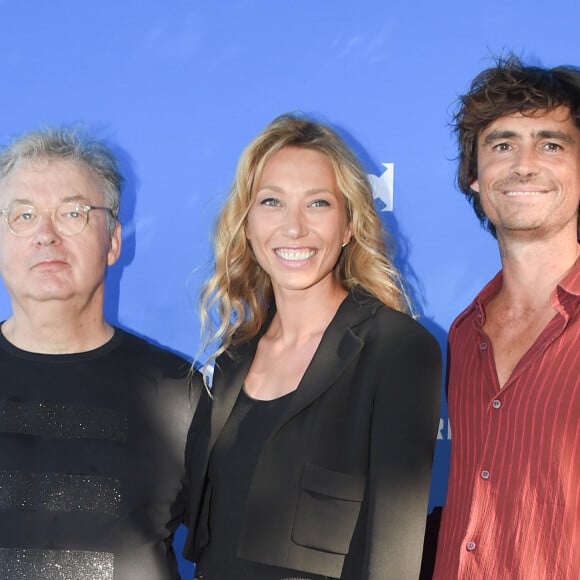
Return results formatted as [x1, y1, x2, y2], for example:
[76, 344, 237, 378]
[1, 1, 577, 576]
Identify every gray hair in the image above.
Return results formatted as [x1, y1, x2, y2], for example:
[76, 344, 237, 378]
[0, 127, 123, 235]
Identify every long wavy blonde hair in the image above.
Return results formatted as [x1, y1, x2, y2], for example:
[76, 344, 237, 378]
[200, 114, 410, 367]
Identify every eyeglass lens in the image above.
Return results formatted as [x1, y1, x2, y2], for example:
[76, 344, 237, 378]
[6, 203, 89, 236]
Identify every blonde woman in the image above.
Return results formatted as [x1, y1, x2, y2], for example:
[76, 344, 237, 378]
[184, 114, 442, 580]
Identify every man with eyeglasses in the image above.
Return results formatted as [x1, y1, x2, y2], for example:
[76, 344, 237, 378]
[0, 127, 198, 579]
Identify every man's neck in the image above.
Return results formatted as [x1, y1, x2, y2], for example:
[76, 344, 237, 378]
[496, 232, 580, 308]
[2, 304, 114, 354]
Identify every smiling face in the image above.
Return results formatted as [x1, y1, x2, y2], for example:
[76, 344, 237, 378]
[245, 146, 352, 298]
[0, 158, 121, 312]
[472, 106, 580, 241]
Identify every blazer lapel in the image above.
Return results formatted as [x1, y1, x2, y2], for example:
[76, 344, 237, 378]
[208, 340, 255, 451]
[209, 288, 379, 448]
[271, 288, 378, 432]
[209, 306, 274, 450]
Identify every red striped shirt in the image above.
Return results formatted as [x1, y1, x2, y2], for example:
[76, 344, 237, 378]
[434, 261, 580, 580]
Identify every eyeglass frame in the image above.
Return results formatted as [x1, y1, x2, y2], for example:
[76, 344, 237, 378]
[0, 202, 116, 237]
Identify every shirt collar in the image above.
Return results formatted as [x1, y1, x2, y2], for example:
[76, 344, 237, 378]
[550, 255, 580, 320]
[470, 271, 503, 327]
[456, 254, 580, 329]
[556, 255, 580, 298]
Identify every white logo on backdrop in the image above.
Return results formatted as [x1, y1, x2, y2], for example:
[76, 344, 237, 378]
[367, 163, 394, 212]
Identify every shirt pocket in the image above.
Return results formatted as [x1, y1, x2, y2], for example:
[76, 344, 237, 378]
[291, 462, 366, 555]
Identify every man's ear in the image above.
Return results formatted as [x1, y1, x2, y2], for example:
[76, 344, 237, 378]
[470, 179, 480, 193]
[107, 222, 122, 266]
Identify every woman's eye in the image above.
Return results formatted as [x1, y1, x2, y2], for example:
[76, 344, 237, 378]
[310, 199, 330, 208]
[260, 197, 281, 207]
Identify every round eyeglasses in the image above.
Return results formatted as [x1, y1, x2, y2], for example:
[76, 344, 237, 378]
[0, 202, 115, 237]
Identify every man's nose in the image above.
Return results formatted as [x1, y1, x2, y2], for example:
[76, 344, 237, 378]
[510, 146, 540, 178]
[32, 211, 62, 245]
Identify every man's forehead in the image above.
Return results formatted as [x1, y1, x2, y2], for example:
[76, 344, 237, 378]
[9, 156, 90, 175]
[0, 158, 103, 200]
[480, 106, 579, 139]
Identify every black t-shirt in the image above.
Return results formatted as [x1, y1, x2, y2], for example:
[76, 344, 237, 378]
[0, 327, 196, 580]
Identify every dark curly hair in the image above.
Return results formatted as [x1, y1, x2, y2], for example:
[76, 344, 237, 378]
[453, 55, 580, 237]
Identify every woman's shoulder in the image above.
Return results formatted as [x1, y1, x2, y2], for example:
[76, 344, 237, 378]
[347, 287, 425, 330]
[346, 288, 439, 353]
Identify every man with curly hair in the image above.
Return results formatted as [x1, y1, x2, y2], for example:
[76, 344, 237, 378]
[433, 57, 580, 579]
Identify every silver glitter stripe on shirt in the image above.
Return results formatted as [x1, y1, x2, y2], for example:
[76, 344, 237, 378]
[0, 400, 127, 441]
[0, 470, 122, 517]
[0, 548, 114, 580]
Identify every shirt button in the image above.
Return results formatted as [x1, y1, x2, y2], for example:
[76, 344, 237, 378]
[466, 541, 477, 551]
[481, 470, 490, 479]
[479, 342, 488, 350]
[492, 400, 501, 409]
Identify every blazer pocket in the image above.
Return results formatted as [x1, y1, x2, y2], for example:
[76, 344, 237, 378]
[291, 463, 366, 555]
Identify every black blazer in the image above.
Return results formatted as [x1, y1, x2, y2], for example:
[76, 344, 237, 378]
[184, 288, 442, 579]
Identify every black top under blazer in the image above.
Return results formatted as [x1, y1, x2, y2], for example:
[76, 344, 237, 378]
[183, 287, 442, 579]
